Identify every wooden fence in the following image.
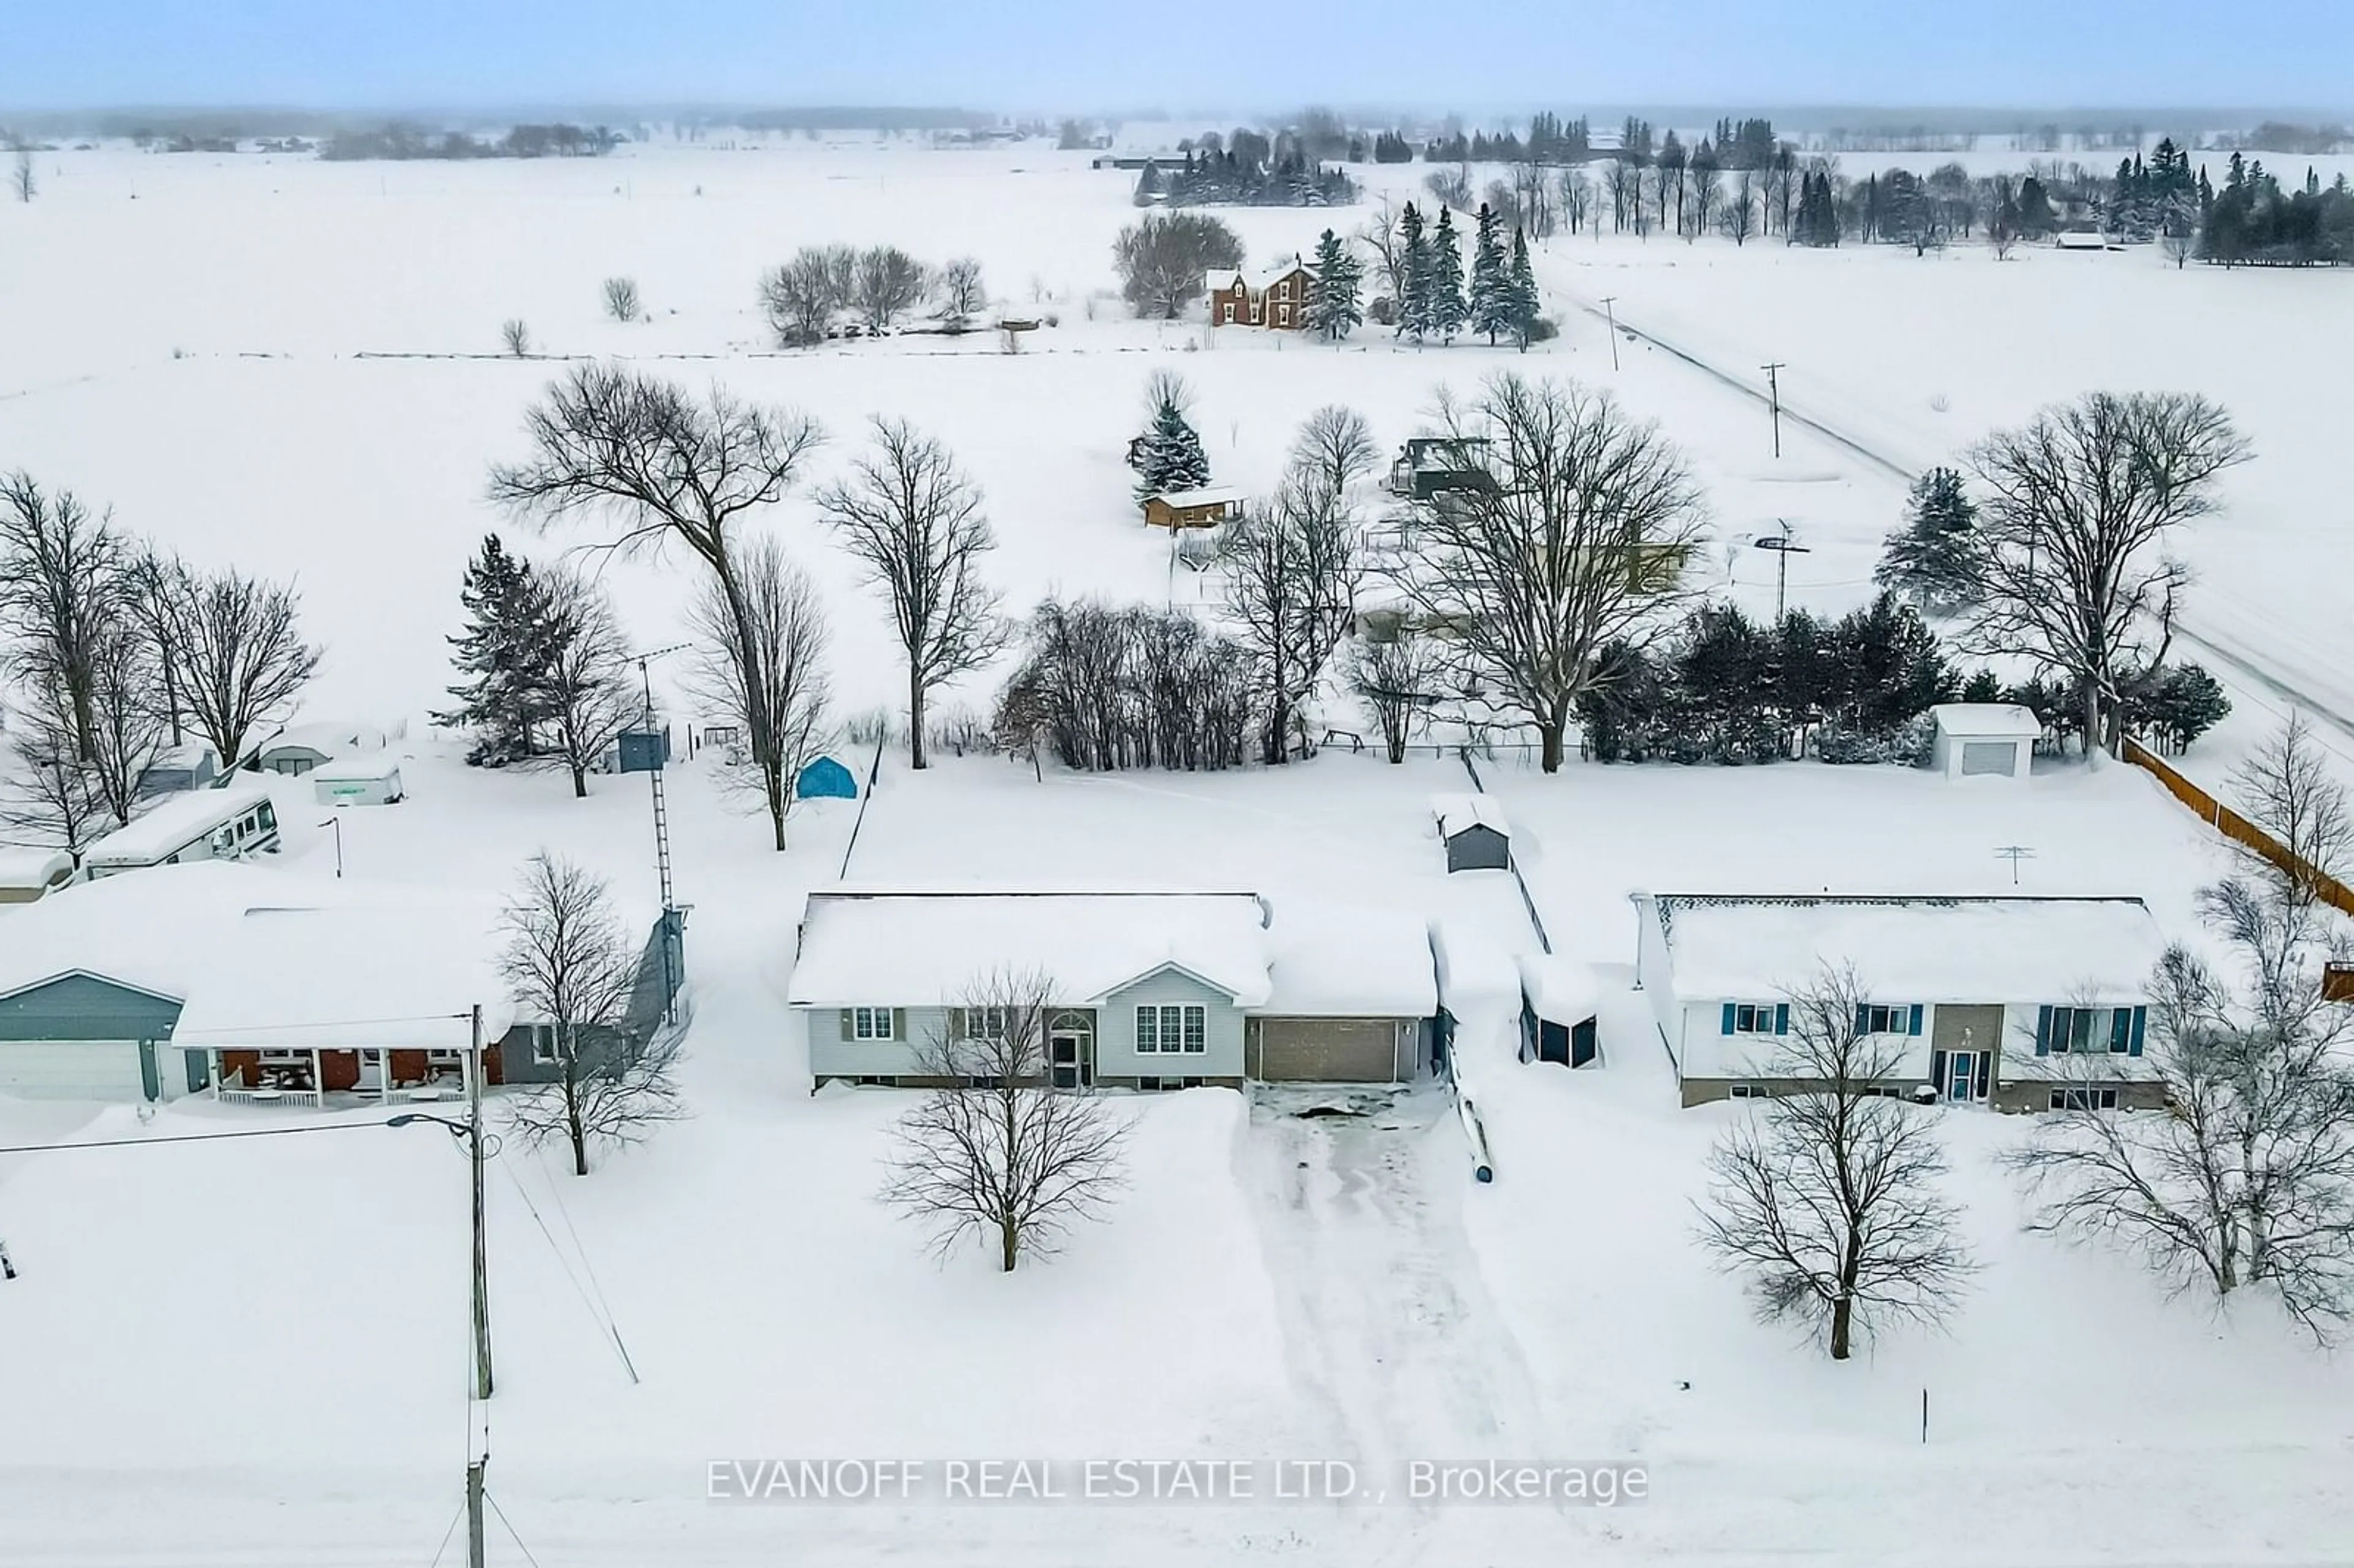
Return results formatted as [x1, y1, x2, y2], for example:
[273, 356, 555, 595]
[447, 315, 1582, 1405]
[2119, 734, 2354, 920]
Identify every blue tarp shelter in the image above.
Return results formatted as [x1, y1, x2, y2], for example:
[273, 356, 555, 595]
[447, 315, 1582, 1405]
[796, 756, 858, 800]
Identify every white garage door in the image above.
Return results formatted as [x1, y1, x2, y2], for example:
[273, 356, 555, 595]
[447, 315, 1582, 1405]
[1960, 740, 2019, 777]
[1253, 1018, 1404, 1083]
[0, 1040, 150, 1100]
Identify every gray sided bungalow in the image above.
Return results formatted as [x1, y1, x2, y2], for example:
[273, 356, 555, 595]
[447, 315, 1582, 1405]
[0, 866, 682, 1105]
[1632, 892, 2171, 1113]
[788, 890, 1436, 1090]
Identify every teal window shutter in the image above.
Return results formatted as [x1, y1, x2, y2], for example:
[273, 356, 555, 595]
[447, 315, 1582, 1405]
[2129, 1006, 2146, 1056]
[2109, 1009, 2131, 1052]
[2035, 1005, 2053, 1056]
[1854, 1003, 1870, 1035]
[1721, 1002, 1736, 1035]
[1773, 1002, 1789, 1035]
[1907, 1004, 1924, 1036]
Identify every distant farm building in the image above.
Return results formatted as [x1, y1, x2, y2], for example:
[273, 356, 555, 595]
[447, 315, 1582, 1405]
[135, 744, 218, 798]
[1204, 261, 1312, 330]
[1385, 436, 1494, 501]
[1142, 486, 1243, 529]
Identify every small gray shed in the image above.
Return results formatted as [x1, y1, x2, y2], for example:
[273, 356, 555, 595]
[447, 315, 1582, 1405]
[1431, 793, 1511, 873]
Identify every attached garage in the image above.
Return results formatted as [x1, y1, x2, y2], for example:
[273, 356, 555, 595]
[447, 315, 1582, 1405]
[0, 972, 191, 1103]
[1247, 1017, 1412, 1083]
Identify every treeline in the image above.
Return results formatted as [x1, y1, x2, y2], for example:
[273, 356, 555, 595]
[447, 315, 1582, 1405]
[1137, 148, 1355, 208]
[1575, 593, 2228, 766]
[995, 601, 1259, 772]
[2202, 151, 2354, 265]
[321, 123, 621, 161]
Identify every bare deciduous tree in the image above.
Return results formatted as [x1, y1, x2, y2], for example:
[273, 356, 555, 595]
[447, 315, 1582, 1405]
[498, 851, 682, 1177]
[1696, 967, 1976, 1360]
[1721, 170, 1759, 245]
[1222, 469, 1363, 764]
[758, 248, 842, 346]
[0, 473, 129, 761]
[685, 535, 830, 845]
[1349, 631, 1439, 763]
[1357, 194, 1407, 305]
[11, 143, 33, 204]
[533, 566, 638, 797]
[851, 246, 929, 332]
[817, 418, 1005, 770]
[500, 318, 531, 357]
[0, 707, 112, 866]
[2229, 714, 2354, 926]
[82, 620, 167, 824]
[151, 559, 322, 770]
[1288, 404, 1378, 504]
[1113, 211, 1243, 319]
[488, 365, 823, 848]
[1960, 392, 2250, 751]
[602, 276, 641, 322]
[882, 971, 1130, 1273]
[1392, 375, 1707, 772]
[935, 256, 986, 326]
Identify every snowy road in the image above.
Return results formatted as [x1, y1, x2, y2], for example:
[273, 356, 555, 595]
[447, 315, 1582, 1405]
[1551, 281, 2354, 758]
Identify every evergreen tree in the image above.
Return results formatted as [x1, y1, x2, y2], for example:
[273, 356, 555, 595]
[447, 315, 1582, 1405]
[1506, 226, 1541, 348]
[1467, 202, 1510, 343]
[1427, 204, 1468, 341]
[1872, 467, 1980, 615]
[1128, 389, 1211, 501]
[1304, 227, 1364, 341]
[438, 533, 555, 766]
[1397, 201, 1431, 340]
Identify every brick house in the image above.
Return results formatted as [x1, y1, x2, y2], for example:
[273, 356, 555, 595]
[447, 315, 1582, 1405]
[1204, 261, 1313, 330]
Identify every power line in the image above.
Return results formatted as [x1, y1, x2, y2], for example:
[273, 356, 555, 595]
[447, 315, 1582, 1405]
[0, 1119, 405, 1155]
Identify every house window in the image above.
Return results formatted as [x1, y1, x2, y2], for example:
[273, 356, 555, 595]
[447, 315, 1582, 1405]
[851, 1007, 894, 1041]
[2050, 1086, 2121, 1111]
[1136, 1004, 1206, 1054]
[2044, 1005, 2141, 1054]
[1854, 1003, 1919, 1036]
[531, 1025, 562, 1065]
[962, 1007, 1009, 1041]
[1728, 1083, 1765, 1099]
[1731, 1002, 1783, 1035]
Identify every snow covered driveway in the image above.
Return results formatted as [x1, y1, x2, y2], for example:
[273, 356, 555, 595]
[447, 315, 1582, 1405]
[1243, 1087, 1552, 1478]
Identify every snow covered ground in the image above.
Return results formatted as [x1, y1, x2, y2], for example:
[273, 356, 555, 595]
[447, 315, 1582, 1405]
[2, 135, 2352, 1564]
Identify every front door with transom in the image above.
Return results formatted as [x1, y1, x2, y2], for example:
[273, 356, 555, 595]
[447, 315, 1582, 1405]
[1048, 1011, 1095, 1090]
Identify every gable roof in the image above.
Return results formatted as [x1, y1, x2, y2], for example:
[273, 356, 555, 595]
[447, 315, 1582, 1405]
[1431, 792, 1508, 839]
[790, 891, 1272, 1008]
[1148, 485, 1244, 510]
[1635, 892, 2166, 1005]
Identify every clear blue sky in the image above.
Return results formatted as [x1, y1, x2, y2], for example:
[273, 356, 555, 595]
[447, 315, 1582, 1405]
[4, 0, 2349, 115]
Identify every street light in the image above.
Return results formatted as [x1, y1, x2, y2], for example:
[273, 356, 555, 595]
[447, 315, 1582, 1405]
[317, 816, 342, 878]
[1753, 523, 1811, 620]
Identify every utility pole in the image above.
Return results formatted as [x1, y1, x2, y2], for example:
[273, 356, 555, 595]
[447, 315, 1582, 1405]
[1753, 523, 1811, 620]
[1761, 361, 1786, 459]
[1599, 296, 1621, 371]
[468, 1003, 491, 1402]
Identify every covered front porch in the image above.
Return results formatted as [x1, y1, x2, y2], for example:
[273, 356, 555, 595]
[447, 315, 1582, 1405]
[210, 1045, 496, 1108]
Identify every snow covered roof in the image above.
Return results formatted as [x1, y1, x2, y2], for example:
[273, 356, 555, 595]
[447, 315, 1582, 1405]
[261, 720, 386, 759]
[85, 782, 276, 868]
[1637, 893, 2166, 1005]
[790, 891, 1274, 1008]
[0, 847, 72, 892]
[1930, 703, 2044, 740]
[146, 743, 216, 771]
[312, 756, 403, 783]
[1148, 485, 1244, 510]
[1263, 901, 1433, 1017]
[173, 900, 516, 1052]
[0, 861, 313, 1003]
[1431, 792, 1509, 840]
[1517, 953, 1599, 1022]
[1204, 262, 1307, 294]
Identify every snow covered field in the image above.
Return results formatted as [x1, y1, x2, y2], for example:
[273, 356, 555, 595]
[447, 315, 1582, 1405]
[3, 134, 2353, 1565]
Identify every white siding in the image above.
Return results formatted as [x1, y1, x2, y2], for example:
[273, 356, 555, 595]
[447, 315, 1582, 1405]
[803, 1005, 948, 1080]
